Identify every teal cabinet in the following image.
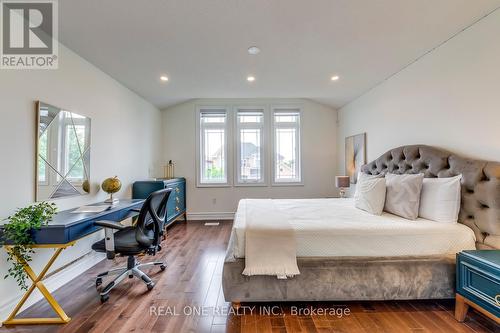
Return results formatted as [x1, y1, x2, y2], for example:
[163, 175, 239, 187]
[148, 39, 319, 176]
[132, 178, 186, 226]
[456, 250, 500, 322]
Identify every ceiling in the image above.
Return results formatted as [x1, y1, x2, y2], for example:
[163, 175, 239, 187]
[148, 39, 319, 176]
[59, 0, 500, 110]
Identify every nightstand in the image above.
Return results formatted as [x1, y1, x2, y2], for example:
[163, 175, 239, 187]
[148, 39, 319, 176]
[455, 250, 500, 324]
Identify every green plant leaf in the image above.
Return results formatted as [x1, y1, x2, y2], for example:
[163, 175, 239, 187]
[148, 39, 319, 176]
[2, 202, 57, 290]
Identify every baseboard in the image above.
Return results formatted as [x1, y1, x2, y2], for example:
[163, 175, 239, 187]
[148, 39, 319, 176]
[0, 251, 105, 325]
[187, 212, 235, 220]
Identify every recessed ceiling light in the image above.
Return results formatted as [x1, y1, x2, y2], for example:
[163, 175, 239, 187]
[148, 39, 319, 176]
[331, 75, 340, 81]
[160, 75, 169, 82]
[247, 46, 260, 55]
[247, 76, 256, 82]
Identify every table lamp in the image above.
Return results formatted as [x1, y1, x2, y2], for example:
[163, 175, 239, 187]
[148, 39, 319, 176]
[335, 176, 350, 198]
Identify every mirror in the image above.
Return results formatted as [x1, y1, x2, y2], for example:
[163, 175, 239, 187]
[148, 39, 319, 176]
[36, 101, 91, 201]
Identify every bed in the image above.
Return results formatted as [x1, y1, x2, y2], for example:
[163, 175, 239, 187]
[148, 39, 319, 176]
[222, 145, 500, 303]
[230, 198, 476, 258]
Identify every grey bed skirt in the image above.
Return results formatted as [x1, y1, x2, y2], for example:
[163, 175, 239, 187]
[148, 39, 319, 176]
[222, 255, 456, 302]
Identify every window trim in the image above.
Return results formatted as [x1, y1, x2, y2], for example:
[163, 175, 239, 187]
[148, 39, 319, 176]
[233, 105, 268, 186]
[195, 106, 232, 187]
[271, 105, 303, 186]
[195, 104, 303, 188]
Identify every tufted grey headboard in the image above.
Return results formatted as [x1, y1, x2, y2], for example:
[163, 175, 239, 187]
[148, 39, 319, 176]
[360, 145, 500, 250]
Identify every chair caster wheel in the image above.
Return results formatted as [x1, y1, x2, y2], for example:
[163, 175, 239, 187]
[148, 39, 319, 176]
[147, 282, 155, 291]
[160, 264, 166, 271]
[100, 294, 109, 303]
[96, 278, 102, 288]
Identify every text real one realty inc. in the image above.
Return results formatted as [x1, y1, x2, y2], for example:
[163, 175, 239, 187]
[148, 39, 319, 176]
[149, 305, 352, 318]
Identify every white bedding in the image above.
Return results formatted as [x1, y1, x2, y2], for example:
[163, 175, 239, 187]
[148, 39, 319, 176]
[241, 199, 300, 277]
[231, 198, 476, 258]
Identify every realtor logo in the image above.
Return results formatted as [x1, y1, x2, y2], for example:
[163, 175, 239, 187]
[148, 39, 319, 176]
[1, 0, 58, 69]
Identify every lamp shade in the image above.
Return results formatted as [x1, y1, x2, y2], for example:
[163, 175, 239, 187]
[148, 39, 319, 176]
[335, 176, 350, 188]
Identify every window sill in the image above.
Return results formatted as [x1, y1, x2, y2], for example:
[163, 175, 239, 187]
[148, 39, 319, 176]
[196, 184, 232, 188]
[234, 183, 269, 187]
[271, 182, 304, 187]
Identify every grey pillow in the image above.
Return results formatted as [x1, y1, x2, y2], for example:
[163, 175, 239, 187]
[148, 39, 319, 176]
[384, 173, 425, 220]
[354, 173, 386, 215]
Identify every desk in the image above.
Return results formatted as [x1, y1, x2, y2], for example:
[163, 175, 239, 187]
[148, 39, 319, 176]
[1, 199, 144, 325]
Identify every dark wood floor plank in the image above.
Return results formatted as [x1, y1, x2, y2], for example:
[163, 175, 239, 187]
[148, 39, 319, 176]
[1, 220, 497, 333]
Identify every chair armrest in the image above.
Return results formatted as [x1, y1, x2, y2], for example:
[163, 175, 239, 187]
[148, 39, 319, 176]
[94, 220, 126, 230]
[94, 220, 125, 259]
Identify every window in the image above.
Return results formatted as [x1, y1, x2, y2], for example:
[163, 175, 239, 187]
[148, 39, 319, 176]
[197, 108, 229, 185]
[64, 124, 86, 181]
[38, 130, 48, 183]
[273, 108, 301, 183]
[235, 108, 265, 184]
[196, 104, 302, 187]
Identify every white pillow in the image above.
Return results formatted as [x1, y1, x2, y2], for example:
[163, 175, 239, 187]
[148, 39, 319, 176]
[418, 175, 462, 223]
[354, 173, 387, 215]
[384, 173, 425, 220]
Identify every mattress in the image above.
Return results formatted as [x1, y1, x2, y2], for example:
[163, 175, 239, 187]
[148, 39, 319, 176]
[230, 198, 476, 258]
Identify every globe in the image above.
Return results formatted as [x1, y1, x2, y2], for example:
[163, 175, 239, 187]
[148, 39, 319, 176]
[102, 176, 121, 194]
[82, 180, 90, 193]
[102, 176, 122, 204]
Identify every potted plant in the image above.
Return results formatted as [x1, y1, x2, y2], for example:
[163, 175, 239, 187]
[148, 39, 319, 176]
[1, 202, 57, 290]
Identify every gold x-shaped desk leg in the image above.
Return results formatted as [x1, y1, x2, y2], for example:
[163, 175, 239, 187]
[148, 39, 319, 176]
[3, 242, 75, 325]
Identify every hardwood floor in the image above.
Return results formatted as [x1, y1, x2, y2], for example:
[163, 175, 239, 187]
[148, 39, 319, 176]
[1, 221, 498, 333]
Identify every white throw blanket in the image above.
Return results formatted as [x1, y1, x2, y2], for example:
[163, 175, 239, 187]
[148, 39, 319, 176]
[241, 199, 300, 278]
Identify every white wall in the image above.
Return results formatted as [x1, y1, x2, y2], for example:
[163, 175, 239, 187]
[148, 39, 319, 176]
[337, 9, 500, 184]
[0, 45, 161, 320]
[162, 99, 338, 217]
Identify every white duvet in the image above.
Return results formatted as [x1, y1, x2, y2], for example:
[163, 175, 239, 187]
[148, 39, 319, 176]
[230, 198, 476, 259]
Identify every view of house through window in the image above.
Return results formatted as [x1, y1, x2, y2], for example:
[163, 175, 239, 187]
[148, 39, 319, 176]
[65, 124, 86, 181]
[240, 129, 261, 180]
[237, 110, 264, 184]
[273, 109, 301, 183]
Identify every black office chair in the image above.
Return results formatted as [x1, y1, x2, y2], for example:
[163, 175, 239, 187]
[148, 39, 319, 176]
[92, 188, 171, 302]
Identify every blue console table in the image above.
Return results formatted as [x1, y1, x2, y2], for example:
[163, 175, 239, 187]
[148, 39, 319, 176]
[1, 199, 144, 325]
[455, 250, 500, 324]
[132, 177, 186, 227]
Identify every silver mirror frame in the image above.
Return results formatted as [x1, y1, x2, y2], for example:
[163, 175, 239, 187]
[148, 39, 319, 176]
[35, 101, 91, 201]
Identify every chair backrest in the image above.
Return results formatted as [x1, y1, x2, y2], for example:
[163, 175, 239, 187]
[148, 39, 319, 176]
[135, 188, 171, 249]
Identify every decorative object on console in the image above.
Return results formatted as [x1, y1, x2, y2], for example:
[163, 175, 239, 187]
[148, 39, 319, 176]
[163, 160, 175, 179]
[345, 132, 366, 184]
[36, 101, 91, 201]
[335, 176, 350, 198]
[101, 176, 122, 204]
[455, 250, 500, 324]
[1, 202, 57, 290]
